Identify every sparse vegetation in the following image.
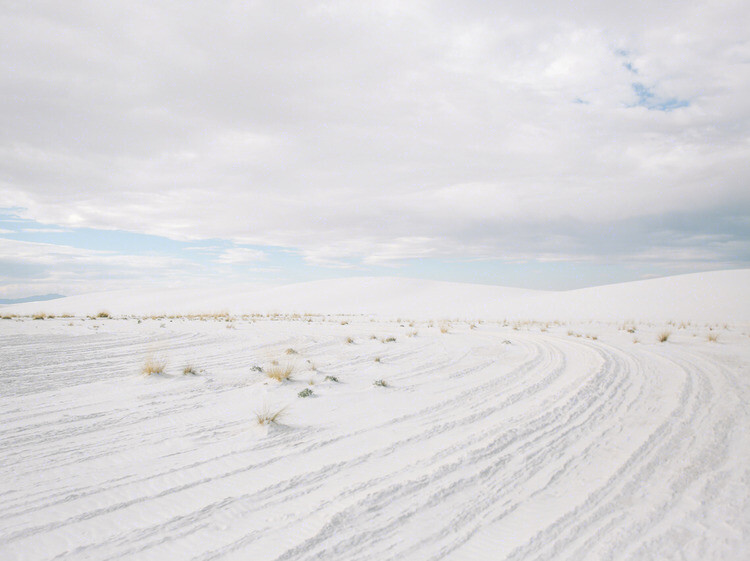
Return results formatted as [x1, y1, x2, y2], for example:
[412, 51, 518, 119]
[298, 388, 314, 398]
[439, 323, 449, 334]
[324, 375, 339, 383]
[382, 337, 396, 343]
[182, 365, 199, 375]
[658, 330, 671, 343]
[374, 356, 381, 363]
[285, 348, 298, 355]
[32, 313, 46, 320]
[346, 337, 354, 344]
[96, 311, 111, 318]
[707, 333, 719, 342]
[142, 356, 167, 375]
[373, 379, 388, 387]
[254, 404, 287, 425]
[266, 362, 294, 382]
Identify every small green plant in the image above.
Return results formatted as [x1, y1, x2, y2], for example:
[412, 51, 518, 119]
[298, 388, 314, 398]
[251, 365, 264, 373]
[142, 356, 167, 375]
[658, 330, 671, 343]
[382, 337, 396, 343]
[373, 379, 388, 387]
[324, 375, 339, 383]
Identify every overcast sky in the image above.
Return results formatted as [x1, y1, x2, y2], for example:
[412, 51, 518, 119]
[1, 1, 749, 297]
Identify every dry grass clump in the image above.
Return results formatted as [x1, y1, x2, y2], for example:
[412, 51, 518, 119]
[96, 310, 111, 318]
[285, 348, 298, 355]
[254, 404, 287, 425]
[374, 356, 381, 363]
[381, 336, 396, 343]
[439, 323, 450, 334]
[142, 356, 167, 375]
[657, 330, 671, 343]
[183, 364, 199, 375]
[346, 337, 354, 344]
[373, 379, 388, 387]
[266, 362, 294, 382]
[32, 312, 46, 320]
[707, 332, 719, 342]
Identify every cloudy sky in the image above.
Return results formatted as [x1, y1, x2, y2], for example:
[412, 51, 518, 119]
[1, 1, 749, 297]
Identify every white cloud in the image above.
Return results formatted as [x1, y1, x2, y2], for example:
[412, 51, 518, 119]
[215, 247, 268, 264]
[0, 1, 748, 269]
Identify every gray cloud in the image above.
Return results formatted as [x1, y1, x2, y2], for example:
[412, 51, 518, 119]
[1, 1, 749, 272]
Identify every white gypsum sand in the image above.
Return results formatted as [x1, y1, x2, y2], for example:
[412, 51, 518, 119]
[0, 270, 749, 560]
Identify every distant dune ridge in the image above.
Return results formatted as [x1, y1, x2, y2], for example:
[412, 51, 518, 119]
[3, 269, 749, 322]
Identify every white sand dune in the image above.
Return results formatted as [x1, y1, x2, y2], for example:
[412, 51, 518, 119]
[1, 270, 749, 560]
[4, 268, 750, 322]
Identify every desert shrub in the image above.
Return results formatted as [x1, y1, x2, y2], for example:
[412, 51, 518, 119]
[324, 375, 339, 383]
[374, 357, 381, 363]
[439, 323, 449, 334]
[707, 333, 719, 342]
[373, 379, 388, 387]
[298, 388, 314, 398]
[142, 356, 167, 375]
[183, 365, 199, 375]
[266, 363, 294, 382]
[254, 404, 287, 425]
[96, 311, 110, 318]
[346, 337, 354, 344]
[382, 337, 396, 343]
[658, 330, 671, 343]
[32, 313, 46, 320]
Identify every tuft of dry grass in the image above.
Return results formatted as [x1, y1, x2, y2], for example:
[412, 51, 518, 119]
[439, 323, 450, 334]
[374, 356, 381, 363]
[32, 313, 46, 320]
[346, 337, 354, 344]
[707, 332, 719, 342]
[658, 330, 671, 343]
[96, 310, 111, 318]
[183, 364, 199, 375]
[142, 356, 167, 375]
[254, 404, 287, 425]
[266, 362, 294, 382]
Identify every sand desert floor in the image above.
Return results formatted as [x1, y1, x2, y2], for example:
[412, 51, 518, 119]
[1, 315, 749, 560]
